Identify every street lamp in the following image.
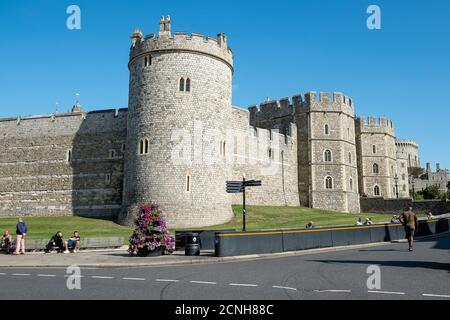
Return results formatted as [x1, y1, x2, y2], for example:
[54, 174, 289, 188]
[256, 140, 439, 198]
[394, 174, 399, 199]
[410, 175, 416, 200]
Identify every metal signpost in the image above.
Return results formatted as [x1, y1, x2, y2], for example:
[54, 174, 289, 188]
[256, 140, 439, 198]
[226, 178, 262, 231]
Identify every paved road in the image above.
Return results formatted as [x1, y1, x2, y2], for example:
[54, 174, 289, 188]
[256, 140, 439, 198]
[0, 235, 449, 300]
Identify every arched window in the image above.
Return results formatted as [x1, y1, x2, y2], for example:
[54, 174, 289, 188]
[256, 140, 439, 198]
[185, 78, 191, 92]
[373, 163, 379, 174]
[179, 78, 185, 92]
[144, 55, 151, 67]
[324, 149, 332, 162]
[374, 185, 381, 196]
[144, 139, 149, 154]
[139, 139, 149, 155]
[324, 124, 330, 135]
[139, 140, 144, 155]
[325, 176, 333, 190]
[373, 145, 377, 154]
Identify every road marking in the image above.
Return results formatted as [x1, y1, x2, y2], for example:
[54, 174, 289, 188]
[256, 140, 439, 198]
[37, 274, 57, 277]
[0, 273, 7, 275]
[229, 283, 259, 287]
[123, 277, 146, 281]
[156, 279, 179, 283]
[423, 294, 450, 299]
[64, 275, 84, 278]
[272, 286, 298, 291]
[190, 281, 217, 285]
[92, 276, 114, 279]
[368, 290, 405, 295]
[12, 273, 31, 276]
[313, 289, 351, 293]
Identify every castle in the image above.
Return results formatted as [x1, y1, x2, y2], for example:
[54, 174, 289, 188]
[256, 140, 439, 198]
[0, 17, 435, 228]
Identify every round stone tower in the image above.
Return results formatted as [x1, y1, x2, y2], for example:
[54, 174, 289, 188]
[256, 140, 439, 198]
[119, 16, 234, 228]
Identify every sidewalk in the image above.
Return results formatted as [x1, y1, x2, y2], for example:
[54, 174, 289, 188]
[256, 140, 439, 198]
[0, 241, 392, 268]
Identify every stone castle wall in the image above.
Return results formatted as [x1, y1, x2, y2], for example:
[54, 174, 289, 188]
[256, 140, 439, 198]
[229, 107, 299, 207]
[0, 109, 127, 217]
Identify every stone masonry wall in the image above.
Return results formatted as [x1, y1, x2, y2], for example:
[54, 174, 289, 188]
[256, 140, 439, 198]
[0, 110, 127, 217]
[230, 107, 299, 207]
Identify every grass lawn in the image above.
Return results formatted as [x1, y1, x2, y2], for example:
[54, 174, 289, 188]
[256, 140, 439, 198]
[0, 216, 133, 240]
[0, 206, 423, 239]
[207, 205, 412, 231]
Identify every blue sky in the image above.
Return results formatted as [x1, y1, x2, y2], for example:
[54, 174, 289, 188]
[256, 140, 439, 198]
[0, 0, 449, 169]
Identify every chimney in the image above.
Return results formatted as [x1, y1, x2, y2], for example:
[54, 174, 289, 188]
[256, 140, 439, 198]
[159, 15, 171, 37]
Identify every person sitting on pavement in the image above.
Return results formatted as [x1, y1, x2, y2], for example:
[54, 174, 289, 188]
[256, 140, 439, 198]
[305, 221, 315, 229]
[45, 231, 64, 253]
[391, 215, 401, 224]
[427, 212, 434, 220]
[1, 230, 13, 254]
[64, 231, 81, 254]
[364, 218, 374, 226]
[356, 217, 363, 226]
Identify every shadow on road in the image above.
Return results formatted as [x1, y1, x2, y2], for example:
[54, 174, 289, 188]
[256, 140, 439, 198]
[309, 259, 450, 272]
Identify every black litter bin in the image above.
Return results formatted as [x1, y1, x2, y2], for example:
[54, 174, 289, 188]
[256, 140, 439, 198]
[185, 232, 200, 256]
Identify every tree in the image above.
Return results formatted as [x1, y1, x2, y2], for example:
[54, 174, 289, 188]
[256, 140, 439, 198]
[408, 167, 424, 178]
[420, 185, 442, 200]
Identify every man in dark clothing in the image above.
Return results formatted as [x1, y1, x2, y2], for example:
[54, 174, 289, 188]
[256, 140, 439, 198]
[45, 232, 64, 253]
[400, 207, 419, 252]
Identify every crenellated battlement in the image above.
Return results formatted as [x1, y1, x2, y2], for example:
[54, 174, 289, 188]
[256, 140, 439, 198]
[248, 97, 295, 122]
[356, 116, 395, 136]
[129, 16, 233, 71]
[303, 91, 353, 106]
[248, 91, 357, 124]
[395, 139, 419, 148]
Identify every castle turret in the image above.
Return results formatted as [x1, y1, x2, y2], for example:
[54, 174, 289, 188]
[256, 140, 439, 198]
[296, 92, 360, 213]
[119, 17, 234, 228]
[356, 116, 397, 198]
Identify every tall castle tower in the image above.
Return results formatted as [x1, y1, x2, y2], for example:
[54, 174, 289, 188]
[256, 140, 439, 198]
[296, 92, 360, 213]
[119, 16, 234, 227]
[356, 117, 397, 198]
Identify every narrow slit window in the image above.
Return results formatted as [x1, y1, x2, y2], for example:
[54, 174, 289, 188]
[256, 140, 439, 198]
[67, 150, 72, 163]
[186, 175, 191, 193]
[139, 140, 144, 155]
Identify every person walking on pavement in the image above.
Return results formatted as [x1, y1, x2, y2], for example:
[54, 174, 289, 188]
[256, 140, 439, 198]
[400, 207, 419, 252]
[13, 218, 28, 255]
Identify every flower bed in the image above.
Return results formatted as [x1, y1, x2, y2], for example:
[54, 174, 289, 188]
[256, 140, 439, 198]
[128, 202, 175, 257]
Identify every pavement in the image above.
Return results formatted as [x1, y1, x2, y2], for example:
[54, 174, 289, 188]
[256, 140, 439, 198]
[0, 234, 449, 300]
